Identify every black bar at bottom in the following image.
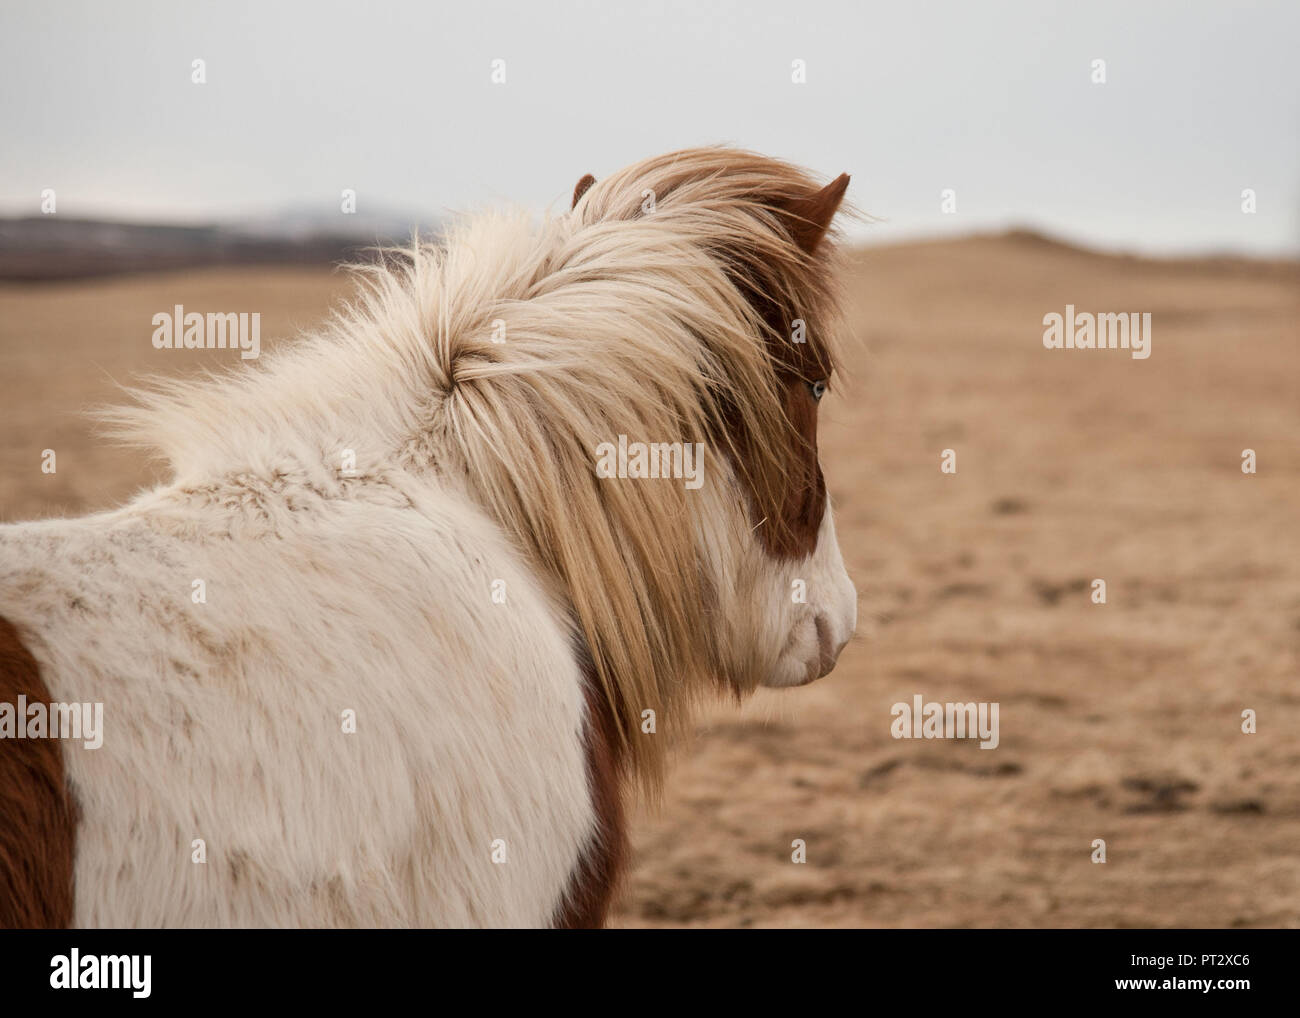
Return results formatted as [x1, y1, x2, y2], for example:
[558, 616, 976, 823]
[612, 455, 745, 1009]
[0, 929, 1286, 1005]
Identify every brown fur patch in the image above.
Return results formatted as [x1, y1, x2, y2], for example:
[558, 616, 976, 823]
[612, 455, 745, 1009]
[553, 654, 626, 928]
[0, 614, 77, 928]
[768, 372, 827, 558]
[572, 173, 597, 209]
[708, 171, 847, 559]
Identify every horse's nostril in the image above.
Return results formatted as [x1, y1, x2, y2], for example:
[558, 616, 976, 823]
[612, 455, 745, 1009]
[814, 614, 837, 677]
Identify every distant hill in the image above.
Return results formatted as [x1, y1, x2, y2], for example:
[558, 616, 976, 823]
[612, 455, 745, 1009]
[0, 210, 439, 281]
[6, 218, 1293, 284]
[851, 226, 1300, 281]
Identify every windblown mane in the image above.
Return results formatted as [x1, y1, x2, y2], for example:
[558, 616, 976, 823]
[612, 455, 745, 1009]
[100, 147, 849, 793]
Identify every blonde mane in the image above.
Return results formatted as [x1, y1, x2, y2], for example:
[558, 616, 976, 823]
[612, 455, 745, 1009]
[101, 147, 849, 794]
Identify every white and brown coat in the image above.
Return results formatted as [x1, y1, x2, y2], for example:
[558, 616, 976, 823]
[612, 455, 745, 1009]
[0, 147, 856, 928]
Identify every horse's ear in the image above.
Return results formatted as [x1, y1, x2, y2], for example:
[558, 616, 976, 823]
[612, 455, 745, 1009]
[572, 173, 596, 209]
[785, 173, 849, 254]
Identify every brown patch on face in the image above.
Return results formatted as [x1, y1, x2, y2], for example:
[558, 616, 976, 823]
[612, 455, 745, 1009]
[552, 651, 626, 928]
[719, 173, 847, 561]
[0, 614, 78, 928]
[771, 371, 827, 558]
[721, 368, 826, 561]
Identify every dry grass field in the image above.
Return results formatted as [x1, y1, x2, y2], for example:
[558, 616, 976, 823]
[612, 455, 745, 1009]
[1, 234, 1297, 927]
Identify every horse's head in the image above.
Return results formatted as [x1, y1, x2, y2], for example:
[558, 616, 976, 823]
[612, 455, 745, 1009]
[571, 149, 857, 696]
[402, 147, 859, 787]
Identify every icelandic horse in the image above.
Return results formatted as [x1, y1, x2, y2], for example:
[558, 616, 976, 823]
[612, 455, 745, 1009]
[0, 147, 856, 927]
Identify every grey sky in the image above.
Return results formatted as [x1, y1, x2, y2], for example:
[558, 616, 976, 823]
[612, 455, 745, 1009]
[2, 0, 1297, 254]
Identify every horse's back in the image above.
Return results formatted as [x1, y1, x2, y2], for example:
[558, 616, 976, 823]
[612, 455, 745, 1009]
[0, 484, 594, 927]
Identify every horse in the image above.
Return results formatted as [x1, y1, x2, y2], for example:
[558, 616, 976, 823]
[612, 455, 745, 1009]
[0, 147, 857, 928]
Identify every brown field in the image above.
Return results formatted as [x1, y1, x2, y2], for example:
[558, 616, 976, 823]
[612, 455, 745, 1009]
[1, 234, 1297, 927]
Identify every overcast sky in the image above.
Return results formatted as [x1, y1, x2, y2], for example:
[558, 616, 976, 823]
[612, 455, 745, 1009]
[2, 0, 1297, 255]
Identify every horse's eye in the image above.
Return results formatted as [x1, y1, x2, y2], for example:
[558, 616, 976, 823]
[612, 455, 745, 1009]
[808, 379, 827, 401]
